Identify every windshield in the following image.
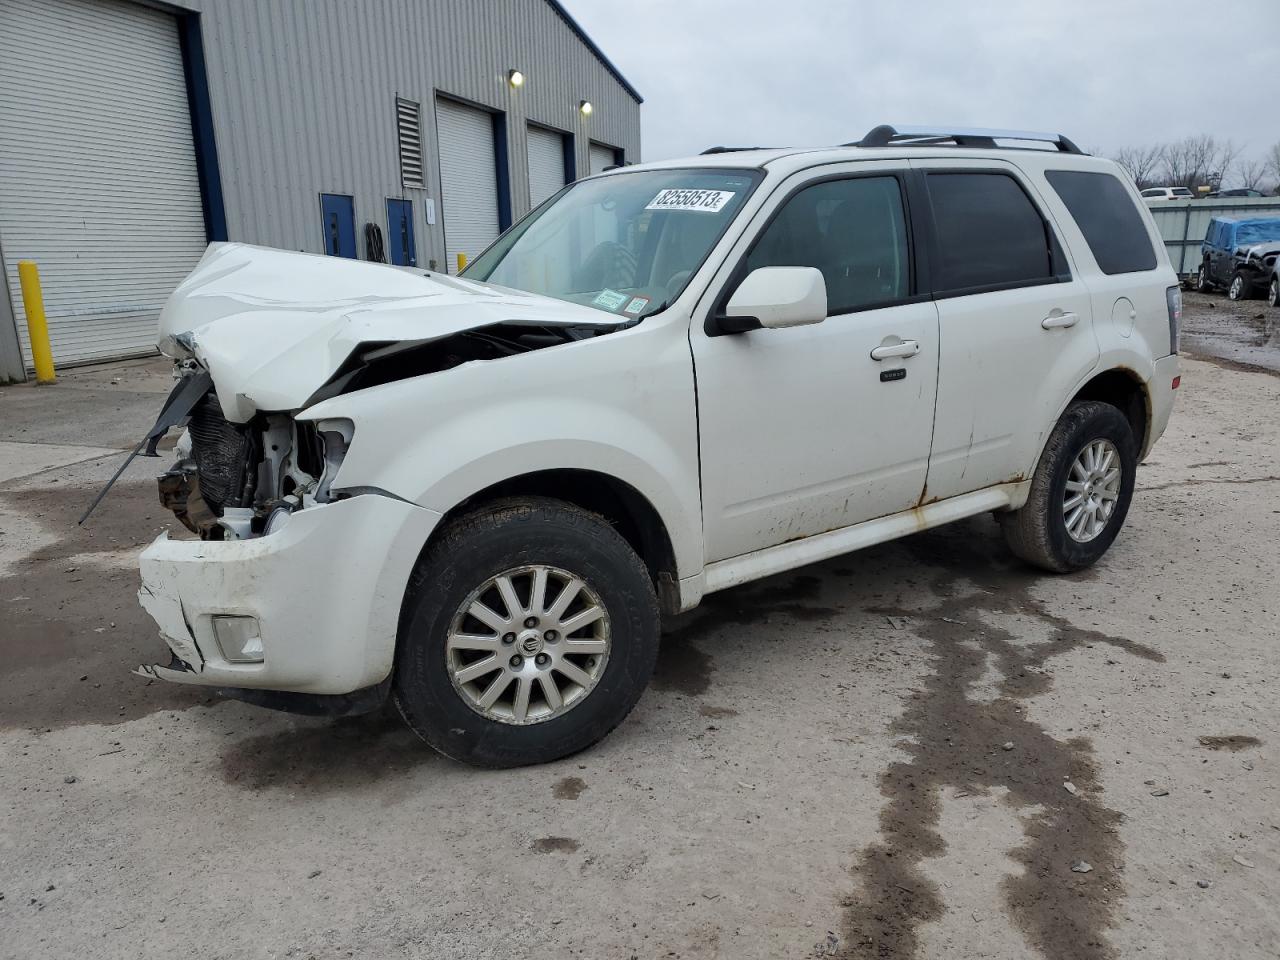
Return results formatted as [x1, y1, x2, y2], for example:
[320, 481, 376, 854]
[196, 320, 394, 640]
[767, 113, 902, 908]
[1237, 220, 1280, 245]
[465, 168, 761, 320]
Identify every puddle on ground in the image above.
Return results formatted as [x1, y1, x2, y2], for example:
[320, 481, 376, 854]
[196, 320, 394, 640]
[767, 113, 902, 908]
[1197, 735, 1261, 752]
[219, 709, 433, 794]
[841, 521, 1163, 960]
[0, 481, 202, 730]
[553, 775, 587, 799]
[654, 574, 837, 696]
[1180, 291, 1280, 375]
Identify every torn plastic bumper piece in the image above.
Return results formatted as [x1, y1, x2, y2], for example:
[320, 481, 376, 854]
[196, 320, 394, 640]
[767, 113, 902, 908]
[135, 492, 441, 697]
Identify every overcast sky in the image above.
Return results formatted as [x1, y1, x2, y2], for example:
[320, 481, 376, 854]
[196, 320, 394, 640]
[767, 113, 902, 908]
[567, 0, 1280, 168]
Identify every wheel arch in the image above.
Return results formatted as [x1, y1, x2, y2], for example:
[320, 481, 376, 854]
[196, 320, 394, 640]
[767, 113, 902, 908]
[414, 468, 682, 616]
[1068, 367, 1150, 454]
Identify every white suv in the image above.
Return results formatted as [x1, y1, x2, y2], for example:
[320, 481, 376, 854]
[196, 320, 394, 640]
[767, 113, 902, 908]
[134, 125, 1181, 767]
[1140, 186, 1195, 200]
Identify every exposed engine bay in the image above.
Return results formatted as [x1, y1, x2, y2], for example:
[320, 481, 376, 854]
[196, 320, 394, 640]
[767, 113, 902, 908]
[155, 321, 607, 540]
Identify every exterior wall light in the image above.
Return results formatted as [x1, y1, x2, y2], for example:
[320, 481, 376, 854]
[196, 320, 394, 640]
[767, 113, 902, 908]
[579, 100, 593, 116]
[508, 69, 525, 88]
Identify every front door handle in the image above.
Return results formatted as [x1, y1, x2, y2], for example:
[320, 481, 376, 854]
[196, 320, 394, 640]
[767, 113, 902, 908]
[870, 339, 920, 361]
[1041, 311, 1079, 330]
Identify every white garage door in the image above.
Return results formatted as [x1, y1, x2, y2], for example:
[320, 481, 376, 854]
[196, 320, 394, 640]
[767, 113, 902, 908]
[589, 143, 618, 176]
[526, 125, 566, 210]
[0, 0, 208, 366]
[436, 98, 500, 273]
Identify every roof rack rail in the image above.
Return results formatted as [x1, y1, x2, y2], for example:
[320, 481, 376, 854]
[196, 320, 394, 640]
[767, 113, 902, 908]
[848, 124, 1084, 155]
[700, 145, 775, 155]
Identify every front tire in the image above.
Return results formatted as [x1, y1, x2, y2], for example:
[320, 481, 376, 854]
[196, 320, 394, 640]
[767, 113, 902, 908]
[1269, 276, 1279, 308]
[999, 401, 1137, 573]
[1228, 271, 1250, 301]
[393, 496, 660, 768]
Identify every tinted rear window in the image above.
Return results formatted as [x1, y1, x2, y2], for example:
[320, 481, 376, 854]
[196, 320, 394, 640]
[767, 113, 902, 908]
[926, 173, 1061, 292]
[1045, 170, 1157, 275]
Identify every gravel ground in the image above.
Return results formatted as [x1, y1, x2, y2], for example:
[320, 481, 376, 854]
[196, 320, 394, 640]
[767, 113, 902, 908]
[1180, 288, 1280, 375]
[0, 347, 1277, 960]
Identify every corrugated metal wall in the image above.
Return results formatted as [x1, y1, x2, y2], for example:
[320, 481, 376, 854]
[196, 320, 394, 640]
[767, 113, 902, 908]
[0, 0, 641, 378]
[1146, 197, 1280, 275]
[184, 0, 641, 271]
[0, 0, 209, 368]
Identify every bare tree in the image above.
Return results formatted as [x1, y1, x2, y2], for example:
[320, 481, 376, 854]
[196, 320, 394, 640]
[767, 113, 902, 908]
[1267, 142, 1280, 188]
[1232, 158, 1268, 192]
[1112, 145, 1163, 189]
[1160, 135, 1241, 192]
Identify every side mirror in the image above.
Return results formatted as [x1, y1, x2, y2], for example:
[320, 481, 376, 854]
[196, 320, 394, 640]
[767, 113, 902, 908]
[719, 266, 827, 333]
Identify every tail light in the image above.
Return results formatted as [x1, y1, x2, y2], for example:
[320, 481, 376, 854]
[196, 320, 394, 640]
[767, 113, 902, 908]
[1166, 286, 1182, 354]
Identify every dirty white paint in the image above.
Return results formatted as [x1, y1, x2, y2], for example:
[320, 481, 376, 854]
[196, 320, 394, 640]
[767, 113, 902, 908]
[142, 144, 1183, 699]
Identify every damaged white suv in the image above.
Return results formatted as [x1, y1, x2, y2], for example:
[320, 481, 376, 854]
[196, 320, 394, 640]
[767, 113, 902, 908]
[133, 125, 1181, 767]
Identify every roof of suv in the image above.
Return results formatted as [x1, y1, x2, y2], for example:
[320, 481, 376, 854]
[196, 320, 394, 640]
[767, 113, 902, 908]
[605, 125, 1110, 180]
[619, 144, 1114, 180]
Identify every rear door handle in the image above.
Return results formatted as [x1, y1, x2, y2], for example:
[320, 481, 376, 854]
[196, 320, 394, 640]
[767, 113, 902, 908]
[1041, 312, 1079, 329]
[870, 339, 920, 361]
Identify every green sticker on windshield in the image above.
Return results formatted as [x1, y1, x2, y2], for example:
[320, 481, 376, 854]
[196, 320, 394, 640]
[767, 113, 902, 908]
[592, 289, 629, 311]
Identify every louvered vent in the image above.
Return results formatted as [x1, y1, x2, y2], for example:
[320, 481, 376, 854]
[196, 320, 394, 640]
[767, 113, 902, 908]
[396, 96, 424, 188]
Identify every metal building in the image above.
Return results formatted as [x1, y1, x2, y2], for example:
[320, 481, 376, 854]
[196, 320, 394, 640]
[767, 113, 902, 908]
[0, 0, 641, 382]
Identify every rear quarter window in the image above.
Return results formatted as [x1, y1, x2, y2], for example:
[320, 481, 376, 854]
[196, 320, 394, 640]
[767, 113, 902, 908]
[1045, 170, 1157, 275]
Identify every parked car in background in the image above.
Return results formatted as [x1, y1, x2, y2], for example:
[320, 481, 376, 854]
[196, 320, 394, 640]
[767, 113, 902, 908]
[1141, 186, 1195, 200]
[1196, 216, 1280, 299]
[1207, 188, 1266, 198]
[130, 125, 1181, 767]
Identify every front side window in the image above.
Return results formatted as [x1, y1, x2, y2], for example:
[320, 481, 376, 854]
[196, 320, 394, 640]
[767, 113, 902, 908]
[926, 172, 1063, 293]
[466, 168, 760, 320]
[1045, 170, 1157, 275]
[745, 176, 910, 313]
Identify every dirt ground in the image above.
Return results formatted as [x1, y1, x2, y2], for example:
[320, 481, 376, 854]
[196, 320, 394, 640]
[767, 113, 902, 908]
[1, 310, 1277, 959]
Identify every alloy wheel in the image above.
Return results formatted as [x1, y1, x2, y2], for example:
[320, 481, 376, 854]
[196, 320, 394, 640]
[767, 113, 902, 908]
[446, 565, 611, 725]
[1063, 439, 1122, 543]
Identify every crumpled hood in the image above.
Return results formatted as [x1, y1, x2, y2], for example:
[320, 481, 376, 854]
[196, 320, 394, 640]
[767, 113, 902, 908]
[1242, 242, 1280, 260]
[159, 242, 618, 421]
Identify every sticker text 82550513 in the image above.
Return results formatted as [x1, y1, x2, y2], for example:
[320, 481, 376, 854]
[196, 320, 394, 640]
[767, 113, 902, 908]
[645, 188, 736, 213]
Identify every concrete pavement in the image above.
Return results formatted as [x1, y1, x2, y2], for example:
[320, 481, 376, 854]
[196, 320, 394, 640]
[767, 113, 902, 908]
[0, 348, 1277, 960]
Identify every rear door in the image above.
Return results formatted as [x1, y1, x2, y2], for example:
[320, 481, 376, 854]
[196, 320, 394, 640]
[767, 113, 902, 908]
[910, 160, 1097, 500]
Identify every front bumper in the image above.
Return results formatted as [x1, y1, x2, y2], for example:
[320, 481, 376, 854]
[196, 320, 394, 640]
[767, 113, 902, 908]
[137, 493, 440, 695]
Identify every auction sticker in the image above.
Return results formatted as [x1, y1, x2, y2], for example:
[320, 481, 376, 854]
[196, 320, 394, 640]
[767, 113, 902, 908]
[592, 288, 629, 310]
[646, 188, 736, 213]
[623, 296, 650, 315]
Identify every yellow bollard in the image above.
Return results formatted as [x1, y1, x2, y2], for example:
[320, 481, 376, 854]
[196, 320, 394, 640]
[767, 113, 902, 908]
[17, 261, 56, 384]
[456, 252, 467, 273]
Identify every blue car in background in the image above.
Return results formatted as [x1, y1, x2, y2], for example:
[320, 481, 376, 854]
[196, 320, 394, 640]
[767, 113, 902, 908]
[1196, 216, 1280, 300]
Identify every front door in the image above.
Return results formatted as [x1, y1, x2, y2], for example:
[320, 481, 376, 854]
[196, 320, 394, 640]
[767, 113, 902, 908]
[909, 160, 1098, 500]
[691, 165, 940, 563]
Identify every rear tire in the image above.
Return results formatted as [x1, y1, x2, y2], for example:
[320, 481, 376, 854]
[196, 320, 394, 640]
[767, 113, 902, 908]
[1269, 276, 1279, 308]
[1228, 271, 1250, 301]
[999, 401, 1137, 573]
[1196, 263, 1214, 293]
[393, 496, 660, 768]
